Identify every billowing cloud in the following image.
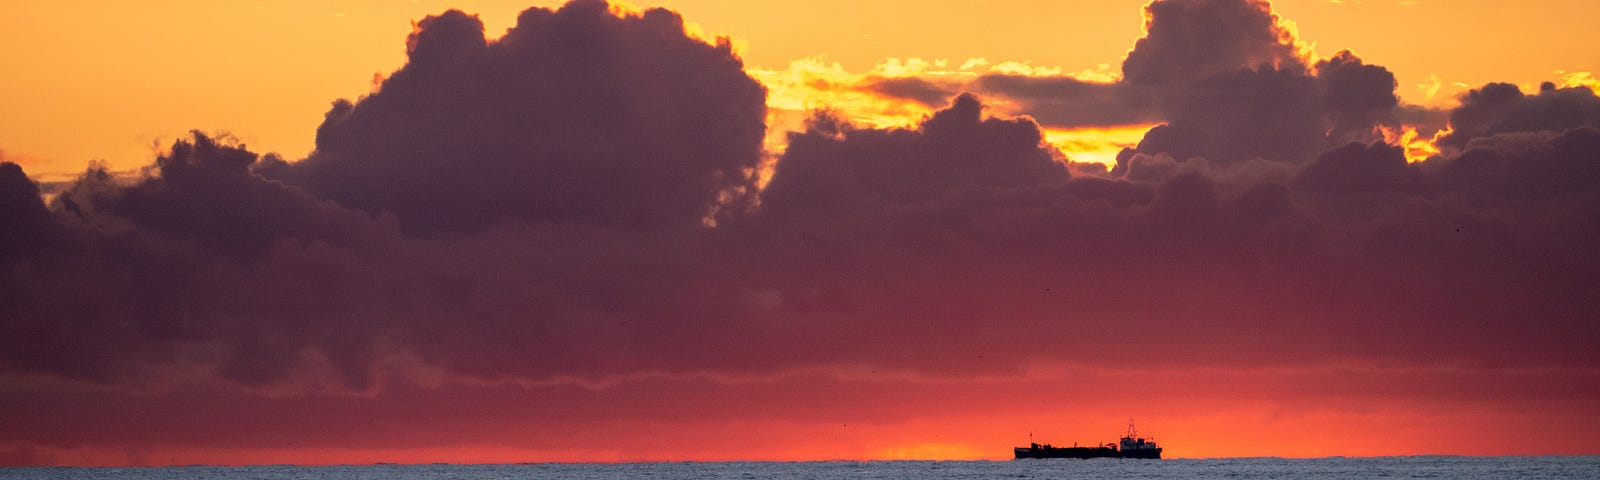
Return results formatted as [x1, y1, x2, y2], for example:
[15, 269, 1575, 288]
[1317, 50, 1401, 143]
[1132, 66, 1327, 164]
[760, 94, 1066, 218]
[0, 0, 770, 392]
[1122, 0, 1309, 87]
[1296, 141, 1419, 194]
[752, 1, 1416, 168]
[278, 1, 768, 233]
[0, 162, 54, 267]
[750, 0, 1415, 169]
[1116, 1, 1406, 166]
[1436, 127, 1600, 199]
[1438, 81, 1600, 149]
[3, 132, 399, 389]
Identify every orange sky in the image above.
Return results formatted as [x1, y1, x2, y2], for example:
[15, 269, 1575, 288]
[3, 0, 1600, 467]
[2, 1, 1597, 175]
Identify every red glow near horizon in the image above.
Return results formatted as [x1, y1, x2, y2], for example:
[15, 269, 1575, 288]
[5, 364, 1598, 466]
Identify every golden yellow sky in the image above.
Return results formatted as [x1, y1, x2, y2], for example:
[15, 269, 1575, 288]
[2, 0, 1596, 175]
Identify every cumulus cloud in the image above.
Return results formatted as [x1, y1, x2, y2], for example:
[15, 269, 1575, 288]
[2, 132, 399, 389]
[1436, 127, 1600, 199]
[279, 1, 768, 233]
[0, 162, 53, 267]
[1438, 81, 1600, 149]
[1, 0, 1592, 392]
[0, 0, 769, 391]
[759, 94, 1066, 218]
[736, 0, 1414, 172]
[750, 0, 1403, 167]
[1134, 66, 1327, 164]
[1116, 0, 1404, 166]
[749, 0, 1418, 172]
[1317, 50, 1401, 142]
[1296, 141, 1420, 194]
[1122, 0, 1309, 87]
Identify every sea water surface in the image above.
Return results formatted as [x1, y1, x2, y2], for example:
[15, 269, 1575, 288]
[5, 456, 1598, 479]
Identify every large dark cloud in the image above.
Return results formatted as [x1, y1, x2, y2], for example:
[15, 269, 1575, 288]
[1296, 141, 1419, 195]
[1436, 127, 1600, 199]
[753, 80, 1600, 374]
[813, 0, 1402, 144]
[812, 0, 1318, 134]
[1, 0, 1592, 390]
[5, 99, 1598, 386]
[759, 94, 1066, 218]
[102, 133, 383, 259]
[277, 0, 768, 233]
[779, 0, 1313, 134]
[1317, 50, 1400, 143]
[1122, 0, 1306, 87]
[3, 132, 399, 388]
[1114, 0, 1402, 166]
[0, 162, 53, 267]
[1135, 65, 1327, 164]
[1439, 82, 1600, 149]
[0, 0, 770, 390]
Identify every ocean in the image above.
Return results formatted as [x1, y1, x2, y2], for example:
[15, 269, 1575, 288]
[4, 456, 1598, 479]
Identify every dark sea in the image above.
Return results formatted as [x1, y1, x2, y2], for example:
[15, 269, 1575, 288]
[4, 456, 1598, 479]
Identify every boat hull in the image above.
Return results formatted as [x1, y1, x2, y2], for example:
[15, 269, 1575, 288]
[1013, 446, 1161, 459]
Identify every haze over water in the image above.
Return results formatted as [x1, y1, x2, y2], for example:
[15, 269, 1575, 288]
[3, 0, 1599, 465]
[6, 457, 1600, 480]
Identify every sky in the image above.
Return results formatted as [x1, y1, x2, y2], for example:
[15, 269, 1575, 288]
[2, 0, 1599, 466]
[4, 0, 1598, 173]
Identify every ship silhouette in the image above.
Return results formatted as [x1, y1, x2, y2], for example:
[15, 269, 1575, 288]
[1014, 419, 1162, 459]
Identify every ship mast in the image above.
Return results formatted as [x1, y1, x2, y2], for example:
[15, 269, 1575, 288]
[1126, 417, 1138, 438]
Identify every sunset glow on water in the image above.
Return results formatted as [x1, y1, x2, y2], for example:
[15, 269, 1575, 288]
[2, 0, 1598, 467]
